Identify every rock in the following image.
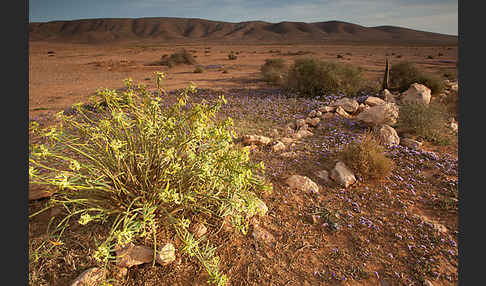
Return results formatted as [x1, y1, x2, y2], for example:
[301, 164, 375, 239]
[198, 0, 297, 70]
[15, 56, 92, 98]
[400, 138, 423, 150]
[252, 224, 275, 245]
[295, 119, 307, 129]
[331, 97, 359, 113]
[190, 223, 208, 238]
[401, 83, 432, 105]
[155, 243, 176, 266]
[271, 141, 286, 152]
[280, 151, 298, 158]
[319, 106, 336, 113]
[450, 83, 458, 93]
[305, 117, 320, 127]
[280, 137, 294, 145]
[314, 170, 332, 184]
[357, 103, 369, 113]
[417, 215, 448, 234]
[330, 161, 356, 188]
[70, 267, 106, 286]
[365, 96, 386, 106]
[356, 102, 399, 126]
[285, 175, 319, 193]
[116, 243, 154, 268]
[373, 124, 400, 146]
[449, 118, 458, 133]
[335, 106, 351, 118]
[383, 89, 396, 103]
[292, 129, 313, 139]
[115, 267, 128, 279]
[242, 135, 272, 146]
[423, 279, 434, 286]
[270, 128, 279, 138]
[308, 110, 318, 118]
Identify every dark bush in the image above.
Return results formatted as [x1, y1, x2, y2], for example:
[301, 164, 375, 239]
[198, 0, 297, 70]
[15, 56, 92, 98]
[228, 51, 237, 60]
[390, 61, 445, 94]
[285, 57, 364, 97]
[149, 49, 197, 67]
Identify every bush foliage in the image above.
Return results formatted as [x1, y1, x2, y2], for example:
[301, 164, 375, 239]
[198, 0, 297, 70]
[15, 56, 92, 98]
[390, 61, 444, 94]
[260, 58, 287, 85]
[396, 102, 450, 144]
[29, 74, 272, 285]
[285, 57, 364, 97]
[339, 132, 394, 179]
[150, 49, 197, 67]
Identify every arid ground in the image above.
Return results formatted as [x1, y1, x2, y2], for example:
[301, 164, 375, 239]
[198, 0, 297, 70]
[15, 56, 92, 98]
[29, 37, 458, 286]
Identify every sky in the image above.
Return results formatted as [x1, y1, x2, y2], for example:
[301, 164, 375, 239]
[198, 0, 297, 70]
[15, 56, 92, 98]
[29, 0, 458, 36]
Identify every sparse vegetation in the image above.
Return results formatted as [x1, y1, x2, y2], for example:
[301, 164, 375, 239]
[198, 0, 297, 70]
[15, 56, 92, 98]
[260, 58, 287, 85]
[194, 65, 204, 73]
[336, 54, 344, 59]
[149, 49, 197, 67]
[390, 61, 445, 94]
[29, 74, 272, 285]
[338, 131, 394, 179]
[285, 57, 365, 97]
[396, 102, 450, 144]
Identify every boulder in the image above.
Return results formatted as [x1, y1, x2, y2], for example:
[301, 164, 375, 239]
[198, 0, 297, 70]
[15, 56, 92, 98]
[70, 268, 106, 286]
[335, 106, 351, 118]
[365, 96, 386, 106]
[155, 243, 176, 266]
[400, 138, 423, 150]
[331, 98, 359, 113]
[330, 161, 356, 188]
[373, 124, 400, 146]
[319, 106, 336, 113]
[305, 117, 321, 127]
[356, 102, 399, 126]
[285, 175, 319, 194]
[271, 141, 286, 152]
[242, 135, 272, 146]
[401, 83, 432, 105]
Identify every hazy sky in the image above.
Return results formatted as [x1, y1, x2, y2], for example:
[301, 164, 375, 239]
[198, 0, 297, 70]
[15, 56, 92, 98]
[29, 0, 458, 35]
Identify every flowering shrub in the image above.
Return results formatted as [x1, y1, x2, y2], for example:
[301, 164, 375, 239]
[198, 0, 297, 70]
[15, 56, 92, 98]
[29, 73, 272, 285]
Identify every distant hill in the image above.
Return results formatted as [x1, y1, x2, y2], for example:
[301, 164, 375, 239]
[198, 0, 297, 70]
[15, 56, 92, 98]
[29, 17, 458, 45]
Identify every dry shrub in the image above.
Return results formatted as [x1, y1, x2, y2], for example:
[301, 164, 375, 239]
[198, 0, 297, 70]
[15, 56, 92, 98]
[339, 132, 394, 179]
[260, 58, 287, 84]
[150, 49, 197, 67]
[397, 102, 450, 144]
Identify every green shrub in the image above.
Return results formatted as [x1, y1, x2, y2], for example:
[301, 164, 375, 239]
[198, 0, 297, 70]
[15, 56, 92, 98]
[396, 102, 450, 144]
[285, 57, 364, 97]
[194, 65, 204, 73]
[339, 132, 394, 179]
[390, 61, 445, 94]
[29, 74, 272, 285]
[260, 58, 287, 84]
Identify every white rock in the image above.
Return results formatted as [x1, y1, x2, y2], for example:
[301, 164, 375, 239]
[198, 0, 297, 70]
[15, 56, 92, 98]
[319, 106, 336, 113]
[271, 141, 286, 152]
[155, 243, 176, 266]
[331, 97, 359, 113]
[285, 175, 319, 193]
[401, 83, 432, 105]
[335, 106, 351, 118]
[242, 135, 272, 146]
[365, 96, 386, 107]
[305, 117, 321, 127]
[374, 124, 400, 146]
[356, 102, 399, 126]
[330, 161, 356, 188]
